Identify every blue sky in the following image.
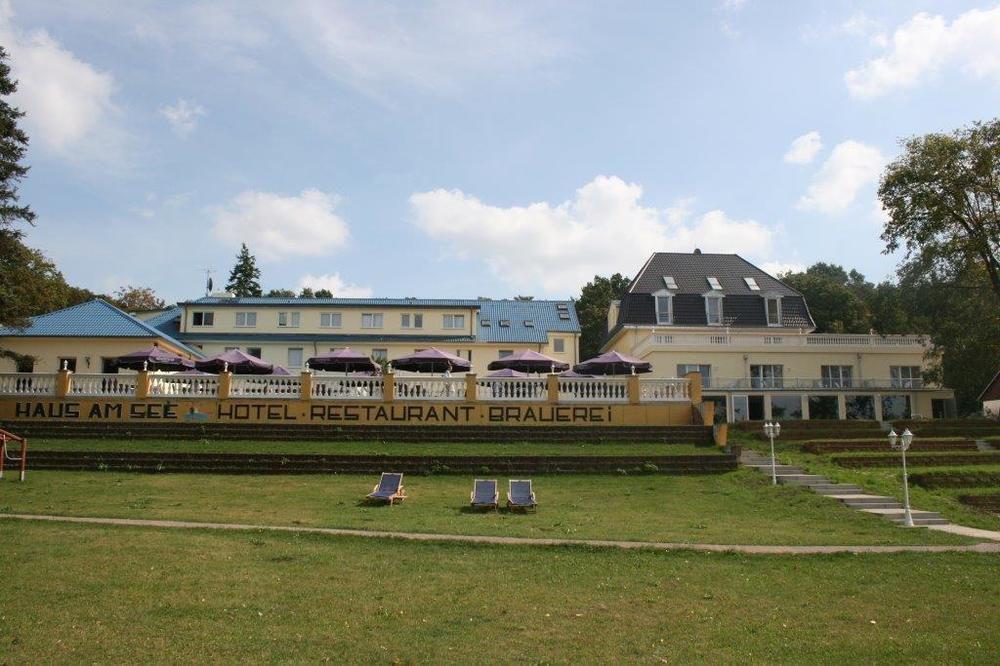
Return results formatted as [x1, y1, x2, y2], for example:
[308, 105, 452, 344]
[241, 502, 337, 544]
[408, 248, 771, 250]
[5, 1, 1000, 303]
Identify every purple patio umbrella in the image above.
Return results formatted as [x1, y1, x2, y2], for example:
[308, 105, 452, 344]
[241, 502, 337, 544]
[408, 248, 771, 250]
[270, 365, 293, 376]
[390, 347, 471, 373]
[573, 351, 652, 376]
[306, 348, 380, 373]
[558, 369, 594, 378]
[176, 368, 213, 375]
[195, 349, 274, 375]
[487, 368, 529, 378]
[488, 349, 569, 374]
[114, 345, 195, 371]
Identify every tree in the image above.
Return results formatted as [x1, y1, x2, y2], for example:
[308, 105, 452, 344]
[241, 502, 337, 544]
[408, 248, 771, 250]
[879, 118, 1000, 301]
[0, 237, 96, 328]
[225, 243, 262, 297]
[314, 288, 333, 298]
[0, 47, 34, 238]
[299, 287, 315, 298]
[781, 265, 872, 333]
[577, 273, 631, 360]
[265, 288, 296, 297]
[513, 295, 534, 301]
[111, 285, 165, 312]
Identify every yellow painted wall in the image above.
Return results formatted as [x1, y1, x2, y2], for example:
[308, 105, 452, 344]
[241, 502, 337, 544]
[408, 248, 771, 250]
[182, 305, 479, 336]
[0, 337, 196, 373]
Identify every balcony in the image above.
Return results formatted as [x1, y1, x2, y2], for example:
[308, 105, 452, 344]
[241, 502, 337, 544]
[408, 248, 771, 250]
[702, 377, 928, 391]
[632, 331, 927, 357]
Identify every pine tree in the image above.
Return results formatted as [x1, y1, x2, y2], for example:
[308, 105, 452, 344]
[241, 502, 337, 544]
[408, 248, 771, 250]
[225, 243, 262, 296]
[0, 47, 34, 236]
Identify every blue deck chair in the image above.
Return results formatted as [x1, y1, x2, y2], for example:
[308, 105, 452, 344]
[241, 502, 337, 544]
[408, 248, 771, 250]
[470, 479, 499, 510]
[507, 479, 537, 510]
[367, 472, 406, 505]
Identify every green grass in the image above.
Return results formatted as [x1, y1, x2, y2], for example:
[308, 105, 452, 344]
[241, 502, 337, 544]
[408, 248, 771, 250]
[0, 470, 974, 545]
[731, 432, 1000, 532]
[24, 437, 719, 457]
[0, 520, 997, 662]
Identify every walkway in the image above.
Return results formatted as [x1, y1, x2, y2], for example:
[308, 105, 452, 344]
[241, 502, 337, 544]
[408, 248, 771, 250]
[740, 450, 1000, 540]
[3, 513, 999, 555]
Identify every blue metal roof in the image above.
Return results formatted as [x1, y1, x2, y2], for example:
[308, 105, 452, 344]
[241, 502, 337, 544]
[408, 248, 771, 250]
[183, 296, 483, 308]
[477, 300, 580, 343]
[0, 300, 203, 357]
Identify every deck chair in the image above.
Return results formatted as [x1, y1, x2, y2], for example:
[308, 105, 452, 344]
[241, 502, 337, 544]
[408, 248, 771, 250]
[470, 479, 499, 510]
[507, 479, 537, 510]
[367, 472, 406, 505]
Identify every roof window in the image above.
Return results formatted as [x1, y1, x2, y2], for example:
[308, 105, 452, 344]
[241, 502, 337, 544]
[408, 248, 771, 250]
[558, 312, 571, 320]
[744, 277, 760, 291]
[706, 276, 723, 291]
[663, 276, 678, 290]
[499, 319, 511, 327]
[481, 319, 491, 327]
[524, 320, 535, 327]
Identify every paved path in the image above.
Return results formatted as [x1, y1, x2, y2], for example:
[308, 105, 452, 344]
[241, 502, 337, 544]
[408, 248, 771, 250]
[3, 513, 999, 555]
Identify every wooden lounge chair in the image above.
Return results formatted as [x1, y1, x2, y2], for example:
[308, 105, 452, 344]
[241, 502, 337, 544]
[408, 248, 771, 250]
[470, 479, 499, 510]
[367, 472, 406, 505]
[507, 479, 537, 511]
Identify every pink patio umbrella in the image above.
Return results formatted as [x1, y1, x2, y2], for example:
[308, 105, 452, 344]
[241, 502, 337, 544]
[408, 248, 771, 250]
[573, 351, 652, 376]
[389, 347, 471, 374]
[195, 349, 274, 375]
[487, 368, 529, 378]
[488, 349, 569, 374]
[306, 348, 380, 373]
[114, 344, 194, 371]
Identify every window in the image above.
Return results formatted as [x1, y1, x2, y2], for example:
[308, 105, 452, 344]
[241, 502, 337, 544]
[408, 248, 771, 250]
[499, 350, 513, 358]
[443, 314, 465, 329]
[750, 364, 783, 389]
[278, 312, 300, 328]
[891, 366, 922, 388]
[766, 297, 781, 326]
[821, 365, 853, 388]
[677, 364, 711, 387]
[224, 346, 239, 352]
[247, 347, 262, 359]
[808, 395, 840, 420]
[499, 319, 511, 327]
[553, 338, 565, 353]
[400, 313, 423, 329]
[707, 276, 723, 290]
[655, 294, 673, 325]
[362, 313, 384, 329]
[846, 395, 875, 420]
[372, 348, 388, 363]
[705, 296, 723, 325]
[523, 320, 535, 328]
[744, 277, 760, 291]
[663, 276, 678, 290]
[558, 312, 571, 320]
[15, 357, 33, 373]
[456, 350, 471, 361]
[770, 395, 803, 419]
[287, 348, 304, 368]
[192, 311, 214, 326]
[882, 395, 911, 420]
[235, 312, 257, 328]
[320, 312, 342, 328]
[481, 319, 492, 327]
[59, 357, 77, 372]
[401, 313, 410, 328]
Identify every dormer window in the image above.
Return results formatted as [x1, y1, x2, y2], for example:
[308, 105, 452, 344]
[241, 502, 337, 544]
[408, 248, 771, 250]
[744, 277, 760, 291]
[766, 296, 782, 326]
[705, 295, 723, 326]
[499, 319, 511, 327]
[523, 320, 535, 328]
[481, 318, 491, 327]
[663, 276, 678, 290]
[707, 276, 722, 291]
[654, 292, 673, 325]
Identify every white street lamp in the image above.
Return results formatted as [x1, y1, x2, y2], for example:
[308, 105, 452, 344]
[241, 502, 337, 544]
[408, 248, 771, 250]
[888, 428, 915, 527]
[762, 421, 781, 485]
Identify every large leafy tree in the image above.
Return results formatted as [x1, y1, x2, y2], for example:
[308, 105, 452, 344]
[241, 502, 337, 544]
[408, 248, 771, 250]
[780, 264, 872, 333]
[111, 285, 165, 312]
[225, 243, 262, 297]
[265, 288, 296, 297]
[577, 273, 631, 360]
[879, 118, 1000, 301]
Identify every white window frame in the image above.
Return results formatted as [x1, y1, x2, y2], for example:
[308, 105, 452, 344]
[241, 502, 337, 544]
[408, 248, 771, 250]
[890, 365, 922, 389]
[413, 313, 423, 329]
[654, 290, 673, 325]
[372, 348, 388, 363]
[362, 313, 384, 329]
[401, 313, 411, 328]
[707, 276, 723, 290]
[235, 312, 257, 328]
[287, 347, 304, 368]
[320, 312, 342, 328]
[662, 276, 678, 290]
[750, 364, 784, 389]
[765, 296, 782, 327]
[744, 277, 760, 291]
[443, 314, 465, 329]
[821, 365, 853, 389]
[192, 311, 214, 327]
[278, 312, 300, 328]
[705, 295, 724, 326]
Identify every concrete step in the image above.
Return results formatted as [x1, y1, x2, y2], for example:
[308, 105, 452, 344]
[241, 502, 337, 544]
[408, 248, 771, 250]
[862, 508, 944, 520]
[891, 517, 951, 526]
[776, 475, 830, 484]
[844, 501, 903, 510]
[811, 485, 865, 495]
[746, 465, 802, 473]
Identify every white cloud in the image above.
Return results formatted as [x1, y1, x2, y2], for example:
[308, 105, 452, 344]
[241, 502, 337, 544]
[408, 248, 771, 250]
[840, 11, 881, 38]
[783, 131, 823, 165]
[410, 176, 777, 295]
[759, 261, 805, 277]
[717, 0, 748, 37]
[160, 98, 205, 136]
[297, 273, 372, 298]
[845, 6, 1000, 98]
[211, 189, 350, 261]
[797, 140, 885, 214]
[0, 2, 122, 160]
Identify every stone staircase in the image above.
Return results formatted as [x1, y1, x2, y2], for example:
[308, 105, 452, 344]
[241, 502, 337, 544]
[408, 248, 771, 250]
[740, 450, 949, 527]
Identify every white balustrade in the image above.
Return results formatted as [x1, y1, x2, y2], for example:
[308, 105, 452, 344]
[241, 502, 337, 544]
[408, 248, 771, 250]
[68, 373, 137, 397]
[0, 373, 57, 396]
[312, 376, 384, 400]
[394, 376, 467, 401]
[558, 377, 629, 403]
[637, 331, 927, 357]
[476, 377, 547, 401]
[230, 375, 302, 398]
[639, 378, 690, 402]
[148, 374, 219, 397]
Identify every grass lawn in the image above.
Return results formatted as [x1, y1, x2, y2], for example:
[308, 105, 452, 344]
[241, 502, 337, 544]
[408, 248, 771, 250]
[731, 433, 1000, 532]
[0, 469, 975, 546]
[23, 437, 719, 457]
[0, 521, 997, 662]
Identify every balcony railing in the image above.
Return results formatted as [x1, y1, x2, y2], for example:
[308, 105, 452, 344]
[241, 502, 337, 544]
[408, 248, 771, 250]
[476, 377, 547, 402]
[230, 375, 302, 399]
[311, 376, 383, 400]
[149, 375, 219, 397]
[558, 377, 630, 403]
[394, 377, 468, 401]
[634, 331, 927, 357]
[68, 373, 137, 397]
[0, 373, 58, 396]
[703, 377, 928, 390]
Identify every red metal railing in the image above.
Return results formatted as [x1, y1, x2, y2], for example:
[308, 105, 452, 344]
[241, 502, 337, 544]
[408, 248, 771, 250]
[0, 427, 27, 481]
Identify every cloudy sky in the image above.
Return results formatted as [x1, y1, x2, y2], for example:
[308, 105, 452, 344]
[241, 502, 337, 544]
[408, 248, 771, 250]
[6, 1, 1000, 302]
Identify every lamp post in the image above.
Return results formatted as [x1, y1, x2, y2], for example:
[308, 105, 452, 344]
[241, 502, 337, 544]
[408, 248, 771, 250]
[888, 428, 915, 527]
[762, 421, 781, 485]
